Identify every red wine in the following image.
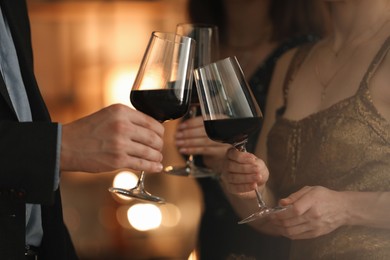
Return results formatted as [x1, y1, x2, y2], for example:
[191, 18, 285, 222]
[204, 117, 262, 145]
[130, 88, 190, 122]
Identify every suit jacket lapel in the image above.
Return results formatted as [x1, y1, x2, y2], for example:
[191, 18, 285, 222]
[0, 0, 51, 121]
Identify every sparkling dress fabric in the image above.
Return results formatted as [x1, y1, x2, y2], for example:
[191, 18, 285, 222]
[267, 39, 390, 259]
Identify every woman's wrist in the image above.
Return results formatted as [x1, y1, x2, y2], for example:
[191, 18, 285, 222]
[343, 191, 390, 229]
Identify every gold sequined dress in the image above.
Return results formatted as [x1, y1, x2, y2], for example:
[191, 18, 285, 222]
[267, 38, 390, 259]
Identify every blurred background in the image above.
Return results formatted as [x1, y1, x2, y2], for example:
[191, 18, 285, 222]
[27, 0, 202, 259]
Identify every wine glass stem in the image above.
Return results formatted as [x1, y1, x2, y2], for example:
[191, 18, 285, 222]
[235, 141, 248, 152]
[184, 104, 198, 166]
[186, 154, 195, 167]
[137, 171, 146, 190]
[236, 142, 268, 209]
[255, 188, 267, 208]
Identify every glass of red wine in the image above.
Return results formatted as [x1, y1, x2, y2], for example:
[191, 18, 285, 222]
[164, 23, 219, 178]
[109, 31, 195, 203]
[193, 56, 286, 223]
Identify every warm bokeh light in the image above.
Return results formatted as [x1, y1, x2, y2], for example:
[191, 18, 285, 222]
[160, 203, 181, 227]
[112, 170, 138, 201]
[136, 70, 165, 90]
[104, 67, 138, 106]
[188, 250, 198, 260]
[127, 203, 162, 231]
[104, 66, 168, 107]
[116, 205, 132, 229]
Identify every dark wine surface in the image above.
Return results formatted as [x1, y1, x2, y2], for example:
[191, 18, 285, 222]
[130, 89, 190, 122]
[204, 117, 262, 144]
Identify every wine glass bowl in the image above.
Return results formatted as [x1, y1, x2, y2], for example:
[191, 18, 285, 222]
[176, 23, 219, 107]
[164, 23, 219, 178]
[195, 56, 263, 148]
[109, 31, 195, 203]
[130, 85, 191, 122]
[194, 56, 286, 223]
[204, 117, 263, 150]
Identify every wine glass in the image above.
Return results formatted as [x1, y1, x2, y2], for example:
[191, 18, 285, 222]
[193, 56, 286, 223]
[164, 23, 219, 178]
[109, 31, 195, 203]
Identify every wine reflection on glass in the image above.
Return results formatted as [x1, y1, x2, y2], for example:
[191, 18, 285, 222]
[164, 23, 219, 178]
[193, 56, 287, 223]
[109, 31, 195, 203]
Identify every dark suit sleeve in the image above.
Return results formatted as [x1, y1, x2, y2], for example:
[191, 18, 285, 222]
[0, 0, 60, 206]
[0, 121, 59, 205]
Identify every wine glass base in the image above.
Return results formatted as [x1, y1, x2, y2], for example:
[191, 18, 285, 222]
[108, 187, 165, 203]
[164, 165, 216, 178]
[238, 206, 287, 224]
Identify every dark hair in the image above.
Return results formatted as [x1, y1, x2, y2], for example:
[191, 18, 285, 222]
[187, 0, 226, 38]
[269, 0, 327, 41]
[187, 0, 327, 43]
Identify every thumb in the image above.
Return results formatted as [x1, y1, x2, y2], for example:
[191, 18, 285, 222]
[279, 186, 313, 206]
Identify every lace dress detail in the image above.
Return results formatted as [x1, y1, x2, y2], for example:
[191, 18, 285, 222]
[267, 38, 390, 259]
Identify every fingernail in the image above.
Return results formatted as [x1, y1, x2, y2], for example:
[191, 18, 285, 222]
[156, 163, 163, 172]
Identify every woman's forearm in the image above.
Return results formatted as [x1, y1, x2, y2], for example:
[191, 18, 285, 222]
[344, 191, 390, 229]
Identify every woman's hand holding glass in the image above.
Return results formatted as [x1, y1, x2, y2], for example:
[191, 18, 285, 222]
[175, 115, 231, 174]
[194, 56, 286, 223]
[220, 150, 350, 237]
[220, 147, 269, 200]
